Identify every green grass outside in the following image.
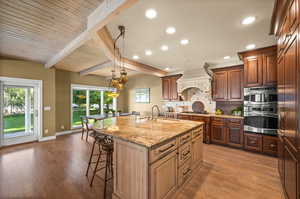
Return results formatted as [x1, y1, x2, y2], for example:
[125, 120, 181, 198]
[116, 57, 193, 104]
[3, 113, 33, 134]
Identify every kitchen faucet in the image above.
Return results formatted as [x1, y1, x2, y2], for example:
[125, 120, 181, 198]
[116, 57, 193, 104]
[151, 105, 160, 120]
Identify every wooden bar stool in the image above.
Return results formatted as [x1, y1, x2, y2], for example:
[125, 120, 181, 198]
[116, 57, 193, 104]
[80, 116, 94, 141]
[86, 135, 114, 198]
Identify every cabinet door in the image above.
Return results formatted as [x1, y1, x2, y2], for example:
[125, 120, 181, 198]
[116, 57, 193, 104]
[170, 77, 178, 100]
[263, 135, 278, 156]
[211, 123, 227, 144]
[244, 55, 263, 87]
[283, 31, 298, 147]
[283, 145, 298, 199]
[228, 69, 243, 101]
[162, 78, 170, 100]
[227, 124, 243, 148]
[150, 151, 178, 199]
[213, 71, 228, 101]
[191, 135, 203, 169]
[278, 134, 285, 184]
[263, 51, 277, 86]
[278, 56, 285, 132]
[244, 133, 262, 152]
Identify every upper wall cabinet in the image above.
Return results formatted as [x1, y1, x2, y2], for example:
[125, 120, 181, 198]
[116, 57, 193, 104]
[161, 74, 182, 101]
[212, 65, 243, 102]
[238, 46, 277, 88]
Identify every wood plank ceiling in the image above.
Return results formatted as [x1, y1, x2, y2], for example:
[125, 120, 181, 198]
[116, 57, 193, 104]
[0, 0, 104, 63]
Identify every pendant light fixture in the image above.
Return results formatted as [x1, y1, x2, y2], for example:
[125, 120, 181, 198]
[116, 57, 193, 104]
[107, 25, 128, 98]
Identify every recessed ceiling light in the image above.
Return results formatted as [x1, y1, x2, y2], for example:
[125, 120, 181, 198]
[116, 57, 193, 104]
[161, 45, 169, 51]
[145, 50, 152, 56]
[165, 67, 170, 71]
[242, 16, 256, 25]
[145, 9, 157, 19]
[224, 56, 231, 60]
[166, 27, 176, 34]
[180, 39, 189, 45]
[132, 55, 139, 60]
[246, 44, 256, 50]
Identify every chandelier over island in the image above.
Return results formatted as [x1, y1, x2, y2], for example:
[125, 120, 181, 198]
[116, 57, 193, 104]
[107, 25, 128, 98]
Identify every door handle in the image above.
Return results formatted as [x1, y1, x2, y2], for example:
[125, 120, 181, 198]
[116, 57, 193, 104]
[35, 110, 38, 117]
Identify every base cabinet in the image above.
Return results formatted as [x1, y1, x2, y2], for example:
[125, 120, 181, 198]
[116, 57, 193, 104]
[244, 133, 263, 152]
[211, 123, 227, 144]
[227, 124, 243, 148]
[283, 144, 298, 199]
[150, 151, 178, 199]
[210, 117, 244, 148]
[191, 134, 203, 169]
[149, 124, 204, 199]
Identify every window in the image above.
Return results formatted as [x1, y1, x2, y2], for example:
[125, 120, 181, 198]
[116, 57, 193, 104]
[71, 84, 116, 128]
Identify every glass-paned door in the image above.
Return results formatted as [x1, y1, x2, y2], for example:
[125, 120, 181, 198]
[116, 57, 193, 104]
[0, 79, 40, 146]
[72, 89, 87, 126]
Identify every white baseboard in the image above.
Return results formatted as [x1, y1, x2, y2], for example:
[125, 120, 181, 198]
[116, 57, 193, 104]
[39, 136, 56, 142]
[56, 129, 81, 136]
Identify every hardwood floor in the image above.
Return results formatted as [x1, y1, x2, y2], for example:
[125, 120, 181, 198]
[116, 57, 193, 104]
[0, 133, 283, 199]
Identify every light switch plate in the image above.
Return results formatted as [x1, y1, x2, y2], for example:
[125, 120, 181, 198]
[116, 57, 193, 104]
[44, 106, 51, 111]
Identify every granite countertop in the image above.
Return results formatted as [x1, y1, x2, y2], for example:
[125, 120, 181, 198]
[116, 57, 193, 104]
[93, 116, 203, 148]
[178, 112, 244, 119]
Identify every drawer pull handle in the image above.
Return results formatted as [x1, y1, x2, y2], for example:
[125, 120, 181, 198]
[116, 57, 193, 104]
[182, 150, 190, 157]
[270, 144, 277, 148]
[183, 168, 191, 176]
[158, 144, 175, 153]
[250, 140, 256, 144]
[181, 136, 190, 141]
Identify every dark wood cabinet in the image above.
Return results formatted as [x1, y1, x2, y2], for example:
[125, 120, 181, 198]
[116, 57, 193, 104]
[162, 78, 170, 100]
[278, 134, 285, 183]
[238, 46, 277, 88]
[211, 122, 227, 144]
[213, 71, 228, 101]
[244, 55, 263, 87]
[283, 145, 298, 199]
[227, 123, 243, 148]
[212, 66, 243, 101]
[263, 51, 277, 86]
[263, 135, 278, 156]
[210, 117, 244, 147]
[161, 74, 182, 101]
[271, 0, 300, 197]
[228, 69, 244, 101]
[244, 133, 263, 152]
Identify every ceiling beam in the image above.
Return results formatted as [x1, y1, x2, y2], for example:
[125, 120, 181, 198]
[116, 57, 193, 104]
[45, 0, 138, 68]
[93, 27, 168, 77]
[80, 60, 112, 76]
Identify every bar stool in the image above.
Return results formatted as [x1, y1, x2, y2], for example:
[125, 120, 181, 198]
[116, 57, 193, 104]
[86, 134, 114, 198]
[80, 116, 94, 141]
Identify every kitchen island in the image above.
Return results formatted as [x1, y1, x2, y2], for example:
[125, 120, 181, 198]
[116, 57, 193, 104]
[93, 116, 204, 199]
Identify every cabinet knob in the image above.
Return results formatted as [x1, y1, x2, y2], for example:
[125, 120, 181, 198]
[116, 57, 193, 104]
[270, 144, 276, 148]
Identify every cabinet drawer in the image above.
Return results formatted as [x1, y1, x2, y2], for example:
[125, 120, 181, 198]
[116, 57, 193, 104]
[263, 135, 278, 156]
[227, 118, 243, 125]
[178, 132, 192, 146]
[211, 117, 225, 124]
[178, 158, 192, 187]
[244, 133, 262, 152]
[177, 114, 190, 120]
[149, 139, 178, 163]
[178, 142, 192, 167]
[192, 125, 203, 139]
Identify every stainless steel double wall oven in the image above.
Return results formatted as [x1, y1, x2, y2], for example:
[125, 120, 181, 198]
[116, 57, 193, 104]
[244, 86, 278, 136]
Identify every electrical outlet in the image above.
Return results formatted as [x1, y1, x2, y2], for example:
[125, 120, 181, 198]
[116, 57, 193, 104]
[61, 125, 65, 130]
[45, 129, 49, 134]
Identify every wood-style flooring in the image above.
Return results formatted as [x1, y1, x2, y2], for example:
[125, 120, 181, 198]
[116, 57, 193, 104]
[0, 133, 283, 199]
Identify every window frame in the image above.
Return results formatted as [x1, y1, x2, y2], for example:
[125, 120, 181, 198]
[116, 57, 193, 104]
[71, 84, 117, 128]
